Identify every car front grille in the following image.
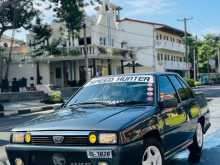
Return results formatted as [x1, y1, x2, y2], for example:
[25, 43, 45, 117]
[31, 135, 89, 146]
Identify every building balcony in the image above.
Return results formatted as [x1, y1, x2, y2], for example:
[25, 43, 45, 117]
[8, 45, 135, 62]
[75, 45, 134, 60]
[158, 61, 189, 71]
[155, 40, 185, 53]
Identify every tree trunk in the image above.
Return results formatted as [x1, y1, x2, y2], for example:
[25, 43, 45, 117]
[4, 29, 15, 80]
[0, 30, 4, 40]
[0, 56, 3, 87]
[36, 62, 41, 84]
[0, 30, 4, 87]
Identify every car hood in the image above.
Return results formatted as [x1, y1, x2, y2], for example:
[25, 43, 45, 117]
[12, 105, 155, 132]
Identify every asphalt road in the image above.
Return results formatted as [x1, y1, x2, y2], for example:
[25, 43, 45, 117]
[1, 86, 220, 164]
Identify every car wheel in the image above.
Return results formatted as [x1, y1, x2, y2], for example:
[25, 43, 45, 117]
[188, 122, 204, 163]
[142, 138, 164, 165]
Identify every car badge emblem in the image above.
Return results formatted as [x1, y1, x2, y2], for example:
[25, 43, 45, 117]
[53, 136, 64, 144]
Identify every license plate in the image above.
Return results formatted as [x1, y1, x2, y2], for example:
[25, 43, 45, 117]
[87, 150, 112, 159]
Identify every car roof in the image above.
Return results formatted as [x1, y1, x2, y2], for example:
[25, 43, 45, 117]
[95, 72, 180, 79]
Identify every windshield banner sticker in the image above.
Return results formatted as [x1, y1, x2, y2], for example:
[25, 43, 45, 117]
[86, 75, 154, 86]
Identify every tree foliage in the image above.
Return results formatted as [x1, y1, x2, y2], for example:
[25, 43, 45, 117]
[197, 34, 220, 73]
[30, 17, 52, 48]
[0, 0, 38, 38]
[51, 0, 84, 32]
[50, 0, 101, 35]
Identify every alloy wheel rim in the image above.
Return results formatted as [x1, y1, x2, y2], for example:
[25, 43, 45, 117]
[142, 146, 162, 165]
[196, 123, 203, 148]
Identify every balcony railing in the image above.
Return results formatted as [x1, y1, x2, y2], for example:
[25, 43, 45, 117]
[159, 61, 189, 70]
[155, 40, 185, 53]
[6, 45, 135, 62]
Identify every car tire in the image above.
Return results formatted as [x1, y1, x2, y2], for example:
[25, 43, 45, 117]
[142, 138, 165, 165]
[188, 122, 204, 164]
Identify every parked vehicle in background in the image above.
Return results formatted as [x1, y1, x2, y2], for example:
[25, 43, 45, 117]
[6, 73, 210, 165]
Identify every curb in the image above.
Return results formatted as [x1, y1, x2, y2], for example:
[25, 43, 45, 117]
[0, 104, 61, 118]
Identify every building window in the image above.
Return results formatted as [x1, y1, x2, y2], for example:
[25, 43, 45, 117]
[100, 37, 103, 45]
[103, 37, 106, 46]
[99, 37, 106, 46]
[79, 37, 91, 45]
[160, 34, 162, 40]
[56, 68, 62, 79]
[161, 54, 163, 61]
[157, 53, 160, 61]
[163, 35, 166, 40]
[165, 54, 167, 61]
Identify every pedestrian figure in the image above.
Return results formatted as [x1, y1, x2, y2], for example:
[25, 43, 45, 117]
[12, 78, 19, 92]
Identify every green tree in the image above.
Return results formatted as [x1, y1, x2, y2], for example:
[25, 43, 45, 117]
[50, 0, 101, 48]
[30, 17, 52, 49]
[197, 34, 220, 73]
[30, 17, 53, 84]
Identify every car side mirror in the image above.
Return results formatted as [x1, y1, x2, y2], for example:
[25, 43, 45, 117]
[159, 99, 178, 109]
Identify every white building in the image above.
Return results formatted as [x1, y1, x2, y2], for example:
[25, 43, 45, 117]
[7, 0, 189, 88]
[118, 18, 188, 76]
[8, 1, 134, 88]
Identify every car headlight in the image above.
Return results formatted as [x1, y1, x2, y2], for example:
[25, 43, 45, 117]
[11, 132, 25, 144]
[11, 132, 32, 144]
[99, 133, 117, 144]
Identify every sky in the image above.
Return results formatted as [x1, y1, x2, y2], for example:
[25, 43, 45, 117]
[6, 0, 220, 41]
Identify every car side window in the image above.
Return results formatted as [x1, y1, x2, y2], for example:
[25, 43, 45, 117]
[177, 76, 194, 99]
[168, 75, 193, 101]
[158, 76, 179, 103]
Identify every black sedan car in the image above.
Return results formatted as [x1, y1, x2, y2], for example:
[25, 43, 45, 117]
[6, 73, 210, 165]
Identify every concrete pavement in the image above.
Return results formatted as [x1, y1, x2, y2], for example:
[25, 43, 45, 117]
[0, 100, 61, 117]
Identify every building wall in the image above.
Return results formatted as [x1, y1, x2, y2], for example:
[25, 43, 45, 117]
[39, 63, 50, 85]
[8, 63, 36, 86]
[119, 21, 155, 70]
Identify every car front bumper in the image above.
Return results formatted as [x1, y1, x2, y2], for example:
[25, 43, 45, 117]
[6, 140, 144, 165]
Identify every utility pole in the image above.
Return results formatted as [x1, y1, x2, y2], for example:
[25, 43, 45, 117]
[83, 23, 89, 81]
[193, 47, 196, 81]
[178, 17, 193, 78]
[193, 35, 198, 81]
[152, 25, 156, 72]
[217, 48, 220, 73]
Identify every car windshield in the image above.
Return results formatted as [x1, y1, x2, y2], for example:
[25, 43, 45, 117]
[66, 75, 155, 106]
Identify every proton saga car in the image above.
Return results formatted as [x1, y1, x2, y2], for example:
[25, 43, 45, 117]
[6, 73, 211, 165]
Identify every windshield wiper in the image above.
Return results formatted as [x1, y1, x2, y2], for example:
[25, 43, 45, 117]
[114, 101, 148, 106]
[69, 101, 111, 107]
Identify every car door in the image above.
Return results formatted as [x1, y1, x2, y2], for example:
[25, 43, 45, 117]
[158, 75, 188, 151]
[168, 75, 198, 142]
[176, 75, 200, 137]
